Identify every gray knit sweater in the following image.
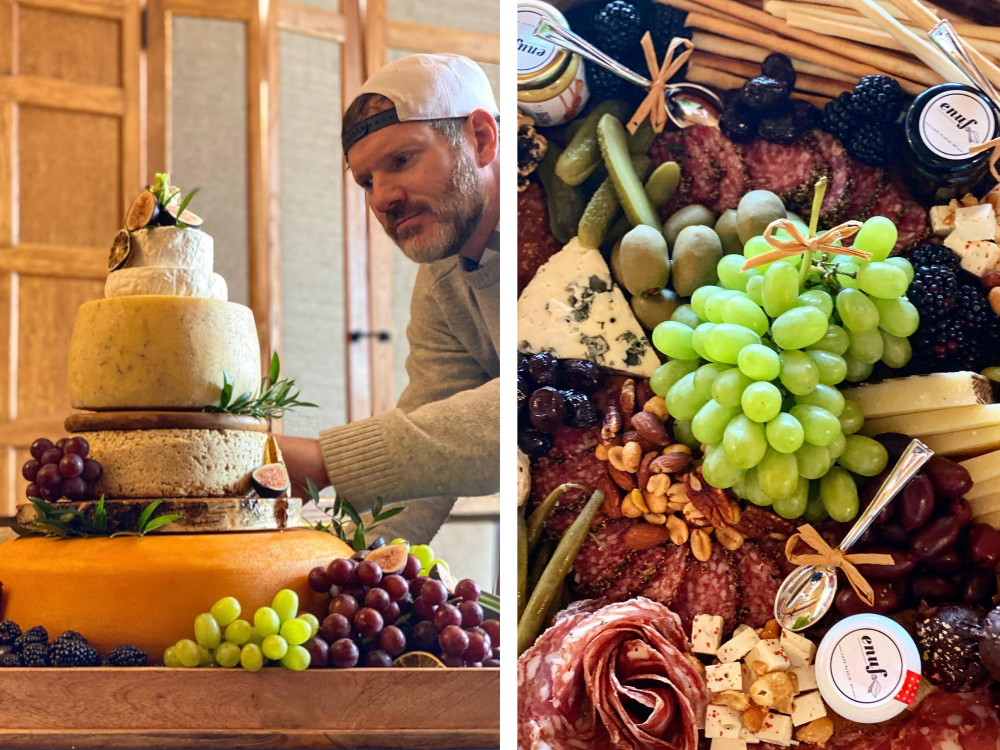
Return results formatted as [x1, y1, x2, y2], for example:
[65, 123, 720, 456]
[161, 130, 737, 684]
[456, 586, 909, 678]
[318, 250, 499, 543]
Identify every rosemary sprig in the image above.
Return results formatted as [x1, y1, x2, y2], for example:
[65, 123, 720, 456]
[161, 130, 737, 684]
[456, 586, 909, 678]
[204, 352, 317, 421]
[297, 478, 404, 551]
[13, 497, 182, 539]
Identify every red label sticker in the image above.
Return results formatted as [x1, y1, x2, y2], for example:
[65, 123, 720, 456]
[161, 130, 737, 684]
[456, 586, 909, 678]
[894, 670, 921, 705]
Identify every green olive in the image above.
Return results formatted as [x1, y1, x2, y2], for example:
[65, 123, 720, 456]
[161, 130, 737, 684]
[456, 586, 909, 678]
[618, 225, 670, 296]
[663, 204, 716, 247]
[671, 225, 722, 297]
[714, 209, 743, 256]
[736, 190, 786, 244]
[631, 288, 681, 330]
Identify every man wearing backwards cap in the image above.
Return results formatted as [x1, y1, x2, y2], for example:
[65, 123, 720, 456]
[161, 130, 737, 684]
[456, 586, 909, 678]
[276, 54, 500, 543]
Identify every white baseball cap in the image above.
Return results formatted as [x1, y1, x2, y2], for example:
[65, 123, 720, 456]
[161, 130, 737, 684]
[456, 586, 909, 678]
[342, 53, 498, 154]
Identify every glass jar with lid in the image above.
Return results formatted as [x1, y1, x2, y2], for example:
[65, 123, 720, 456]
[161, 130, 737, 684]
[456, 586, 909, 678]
[517, 2, 589, 127]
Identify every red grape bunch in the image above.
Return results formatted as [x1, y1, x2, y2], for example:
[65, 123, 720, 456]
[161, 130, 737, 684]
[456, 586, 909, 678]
[22, 437, 102, 502]
[306, 549, 500, 669]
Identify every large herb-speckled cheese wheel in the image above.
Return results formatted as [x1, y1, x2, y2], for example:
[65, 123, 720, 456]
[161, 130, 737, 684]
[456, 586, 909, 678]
[67, 297, 261, 410]
[82, 429, 268, 498]
[0, 530, 353, 656]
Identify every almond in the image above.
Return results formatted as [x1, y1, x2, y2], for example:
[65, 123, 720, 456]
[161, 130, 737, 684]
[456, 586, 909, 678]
[624, 523, 670, 550]
[631, 411, 669, 446]
[650, 452, 693, 474]
[608, 465, 636, 491]
[637, 451, 657, 491]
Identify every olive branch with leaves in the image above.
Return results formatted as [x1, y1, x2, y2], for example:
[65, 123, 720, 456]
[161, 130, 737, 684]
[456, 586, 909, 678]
[205, 352, 317, 421]
[13, 497, 182, 539]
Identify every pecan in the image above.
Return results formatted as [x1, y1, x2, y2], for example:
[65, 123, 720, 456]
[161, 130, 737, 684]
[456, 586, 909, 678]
[631, 411, 669, 446]
[608, 465, 636, 491]
[685, 472, 736, 528]
[601, 404, 622, 442]
[650, 452, 693, 474]
[682, 502, 712, 529]
[624, 523, 669, 550]
[741, 704, 766, 733]
[594, 474, 622, 519]
[637, 451, 657, 491]
[620, 378, 636, 423]
[796, 717, 834, 747]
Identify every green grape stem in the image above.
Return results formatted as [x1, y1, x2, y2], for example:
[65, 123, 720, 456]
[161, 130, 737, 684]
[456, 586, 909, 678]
[799, 177, 828, 289]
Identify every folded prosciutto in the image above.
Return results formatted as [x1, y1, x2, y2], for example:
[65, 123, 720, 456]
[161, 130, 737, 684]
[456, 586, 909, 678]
[518, 598, 709, 750]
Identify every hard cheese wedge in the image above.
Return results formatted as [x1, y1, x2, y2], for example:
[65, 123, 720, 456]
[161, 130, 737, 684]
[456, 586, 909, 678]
[518, 237, 660, 377]
[965, 473, 1000, 501]
[969, 490, 1000, 519]
[841, 372, 994, 419]
[961, 449, 1000, 484]
[860, 403, 1000, 439]
[976, 508, 1000, 530]
[923, 424, 1000, 457]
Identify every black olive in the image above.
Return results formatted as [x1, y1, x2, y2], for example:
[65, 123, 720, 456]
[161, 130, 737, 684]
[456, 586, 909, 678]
[529, 386, 567, 432]
[758, 111, 801, 145]
[741, 76, 791, 110]
[792, 99, 819, 131]
[517, 429, 553, 459]
[561, 390, 602, 428]
[557, 359, 604, 394]
[526, 352, 559, 387]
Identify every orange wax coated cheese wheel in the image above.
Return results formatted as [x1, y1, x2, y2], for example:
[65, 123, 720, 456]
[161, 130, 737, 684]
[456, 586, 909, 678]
[0, 529, 352, 657]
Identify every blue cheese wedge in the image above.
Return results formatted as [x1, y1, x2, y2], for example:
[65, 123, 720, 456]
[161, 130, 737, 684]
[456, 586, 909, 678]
[517, 238, 660, 377]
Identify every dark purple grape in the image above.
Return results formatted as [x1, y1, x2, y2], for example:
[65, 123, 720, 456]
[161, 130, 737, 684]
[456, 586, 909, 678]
[364, 649, 393, 667]
[925, 548, 964, 575]
[40, 484, 62, 502]
[327, 557, 357, 585]
[878, 521, 912, 548]
[25, 482, 39, 500]
[328, 594, 359, 620]
[63, 437, 89, 458]
[340, 584, 367, 603]
[29, 438, 53, 461]
[966, 523, 1000, 568]
[55, 437, 69, 451]
[59, 453, 84, 479]
[433, 604, 462, 631]
[911, 573, 957, 602]
[899, 472, 934, 530]
[562, 390, 601, 428]
[320, 613, 352, 642]
[949, 497, 973, 528]
[459, 601, 484, 628]
[911, 516, 961, 561]
[484, 658, 500, 667]
[80, 459, 102, 484]
[304, 637, 329, 668]
[464, 631, 491, 663]
[441, 654, 465, 668]
[853, 546, 916, 580]
[439, 625, 470, 656]
[381, 574, 409, 601]
[412, 621, 440, 651]
[329, 638, 359, 668]
[36, 463, 62, 490]
[481, 619, 499, 648]
[835, 582, 899, 617]
[528, 387, 567, 432]
[525, 352, 558, 386]
[924, 455, 973, 499]
[411, 596, 437, 621]
[365, 587, 391, 613]
[308, 567, 333, 593]
[557, 359, 604, 394]
[517, 429, 553, 459]
[409, 575, 430, 598]
[960, 567, 996, 605]
[854, 524, 879, 548]
[356, 560, 383, 587]
[354, 607, 384, 638]
[455, 579, 481, 602]
[401, 554, 421, 580]
[466, 661, 483, 668]
[378, 626, 406, 656]
[421, 579, 448, 606]
[61, 476, 87, 500]
[21, 460, 40, 483]
[382, 601, 401, 625]
[39, 448, 63, 466]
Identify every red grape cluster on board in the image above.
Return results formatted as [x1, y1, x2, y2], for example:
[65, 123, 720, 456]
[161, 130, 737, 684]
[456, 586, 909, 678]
[22, 437, 102, 502]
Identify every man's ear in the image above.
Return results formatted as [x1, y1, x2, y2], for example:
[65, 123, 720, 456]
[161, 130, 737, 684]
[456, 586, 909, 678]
[467, 109, 499, 167]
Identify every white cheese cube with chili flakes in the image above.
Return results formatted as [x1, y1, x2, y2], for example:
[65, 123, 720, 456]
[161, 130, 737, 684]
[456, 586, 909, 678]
[691, 614, 725, 655]
[705, 705, 743, 739]
[740, 726, 759, 744]
[930, 204, 956, 236]
[717, 626, 761, 664]
[943, 232, 1000, 276]
[706, 662, 743, 692]
[779, 630, 815, 669]
[791, 665, 817, 692]
[742, 662, 755, 693]
[755, 711, 793, 746]
[955, 203, 998, 242]
[790, 691, 827, 727]
[710, 739, 748, 750]
[745, 638, 790, 673]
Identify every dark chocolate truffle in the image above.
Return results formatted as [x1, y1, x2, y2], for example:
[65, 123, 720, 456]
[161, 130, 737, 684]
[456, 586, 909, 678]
[979, 606, 1000, 683]
[915, 603, 990, 692]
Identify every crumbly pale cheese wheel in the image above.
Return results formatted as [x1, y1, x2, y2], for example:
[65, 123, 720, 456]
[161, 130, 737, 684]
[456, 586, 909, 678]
[105, 267, 228, 300]
[68, 297, 261, 410]
[82, 428, 268, 498]
[0, 530, 353, 656]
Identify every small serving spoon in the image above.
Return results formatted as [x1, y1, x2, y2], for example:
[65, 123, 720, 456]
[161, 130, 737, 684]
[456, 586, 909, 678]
[774, 439, 934, 631]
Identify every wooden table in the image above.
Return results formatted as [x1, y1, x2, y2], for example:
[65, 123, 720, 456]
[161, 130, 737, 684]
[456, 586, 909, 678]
[0, 667, 500, 748]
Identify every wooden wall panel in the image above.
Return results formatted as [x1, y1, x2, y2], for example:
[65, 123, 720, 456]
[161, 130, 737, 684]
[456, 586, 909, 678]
[17, 6, 122, 86]
[17, 108, 122, 247]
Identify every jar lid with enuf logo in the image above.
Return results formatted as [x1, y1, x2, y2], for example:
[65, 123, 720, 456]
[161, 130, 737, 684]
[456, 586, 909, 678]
[905, 83, 999, 171]
[517, 2, 571, 90]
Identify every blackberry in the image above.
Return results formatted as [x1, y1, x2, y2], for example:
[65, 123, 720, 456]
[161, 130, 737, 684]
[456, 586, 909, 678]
[821, 93, 856, 142]
[105, 644, 147, 667]
[0, 653, 21, 668]
[848, 121, 894, 167]
[0, 620, 21, 646]
[53, 630, 87, 645]
[586, 63, 629, 102]
[50, 639, 100, 667]
[591, 1, 643, 59]
[12, 625, 47, 653]
[719, 101, 758, 144]
[20, 643, 50, 667]
[851, 75, 904, 123]
[648, 3, 691, 59]
[742, 76, 790, 110]
[910, 244, 962, 274]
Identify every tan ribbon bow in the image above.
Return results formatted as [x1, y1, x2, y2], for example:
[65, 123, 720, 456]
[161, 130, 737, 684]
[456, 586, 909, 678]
[627, 34, 694, 135]
[785, 524, 895, 607]
[969, 137, 1000, 183]
[740, 218, 871, 272]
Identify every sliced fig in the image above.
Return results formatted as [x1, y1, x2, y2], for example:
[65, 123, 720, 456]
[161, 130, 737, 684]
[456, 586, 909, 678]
[125, 189, 159, 231]
[108, 229, 132, 271]
[250, 463, 290, 498]
[430, 561, 456, 594]
[365, 543, 408, 573]
[167, 202, 204, 228]
[263, 435, 284, 465]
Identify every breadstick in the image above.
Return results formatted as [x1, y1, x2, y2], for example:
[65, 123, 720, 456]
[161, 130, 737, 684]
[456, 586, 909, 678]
[799, 0, 973, 25]
[786, 10, 908, 53]
[791, 91, 834, 107]
[684, 11, 927, 94]
[679, 0, 943, 87]
[691, 31, 858, 82]
[653, 0, 760, 28]
[691, 51, 855, 97]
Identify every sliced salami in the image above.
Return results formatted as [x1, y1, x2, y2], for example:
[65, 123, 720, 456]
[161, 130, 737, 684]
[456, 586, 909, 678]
[733, 506, 796, 541]
[840, 159, 884, 222]
[600, 543, 687, 603]
[888, 683, 1000, 750]
[743, 139, 821, 203]
[670, 542, 738, 635]
[676, 125, 747, 213]
[677, 126, 723, 208]
[733, 542, 783, 628]
[638, 543, 690, 606]
[592, 375, 628, 414]
[808, 131, 851, 223]
[550, 425, 601, 458]
[518, 182, 563, 295]
[869, 183, 904, 224]
[892, 197, 929, 254]
[532, 452, 608, 510]
[573, 518, 633, 593]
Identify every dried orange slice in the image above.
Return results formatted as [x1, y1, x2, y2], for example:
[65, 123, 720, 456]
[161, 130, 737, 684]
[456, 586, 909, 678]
[393, 651, 445, 668]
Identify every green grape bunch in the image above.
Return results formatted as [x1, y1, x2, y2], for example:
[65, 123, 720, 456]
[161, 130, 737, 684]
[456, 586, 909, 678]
[649, 193, 918, 524]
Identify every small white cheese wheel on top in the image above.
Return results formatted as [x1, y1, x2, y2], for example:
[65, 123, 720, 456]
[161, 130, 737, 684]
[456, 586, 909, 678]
[105, 267, 228, 301]
[691, 614, 725, 655]
[126, 226, 214, 272]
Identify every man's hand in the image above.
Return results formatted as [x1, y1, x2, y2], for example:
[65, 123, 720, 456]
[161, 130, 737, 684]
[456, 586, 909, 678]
[272, 434, 329, 498]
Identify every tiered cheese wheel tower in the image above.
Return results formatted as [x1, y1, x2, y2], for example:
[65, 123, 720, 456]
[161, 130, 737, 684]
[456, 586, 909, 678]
[0, 184, 351, 657]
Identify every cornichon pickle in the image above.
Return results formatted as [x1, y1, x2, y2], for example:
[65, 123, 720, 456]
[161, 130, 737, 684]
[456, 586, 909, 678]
[536, 144, 587, 245]
[644, 161, 681, 210]
[578, 154, 653, 249]
[555, 100, 628, 186]
[597, 114, 661, 232]
[629, 119, 657, 156]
